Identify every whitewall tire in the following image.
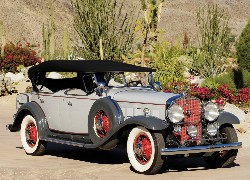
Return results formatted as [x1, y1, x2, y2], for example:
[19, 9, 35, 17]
[20, 115, 46, 156]
[127, 126, 165, 174]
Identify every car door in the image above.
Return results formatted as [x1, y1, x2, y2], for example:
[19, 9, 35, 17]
[32, 92, 60, 131]
[59, 91, 98, 134]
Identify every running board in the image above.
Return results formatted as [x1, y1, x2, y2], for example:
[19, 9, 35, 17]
[161, 142, 242, 156]
[44, 138, 85, 147]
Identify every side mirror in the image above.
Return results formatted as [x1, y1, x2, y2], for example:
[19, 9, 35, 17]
[153, 82, 162, 91]
[95, 81, 109, 96]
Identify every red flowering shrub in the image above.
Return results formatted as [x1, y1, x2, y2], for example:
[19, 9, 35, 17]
[191, 84, 214, 101]
[164, 81, 250, 108]
[0, 41, 41, 73]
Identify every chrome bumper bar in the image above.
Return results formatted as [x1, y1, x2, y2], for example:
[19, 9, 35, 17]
[161, 142, 242, 156]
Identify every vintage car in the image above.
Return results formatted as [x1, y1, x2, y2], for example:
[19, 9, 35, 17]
[7, 60, 242, 174]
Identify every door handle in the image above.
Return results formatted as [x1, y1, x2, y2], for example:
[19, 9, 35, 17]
[67, 101, 72, 106]
[40, 99, 44, 103]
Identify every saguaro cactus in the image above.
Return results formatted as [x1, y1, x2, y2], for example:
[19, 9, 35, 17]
[0, 21, 6, 59]
[63, 27, 69, 59]
[49, 0, 55, 60]
[42, 23, 49, 60]
[42, 0, 56, 61]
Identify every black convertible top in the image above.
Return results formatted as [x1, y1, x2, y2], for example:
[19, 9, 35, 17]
[28, 60, 155, 78]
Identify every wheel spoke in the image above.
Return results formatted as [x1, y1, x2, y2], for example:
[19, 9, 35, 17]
[133, 133, 152, 165]
[25, 121, 37, 147]
[94, 110, 110, 138]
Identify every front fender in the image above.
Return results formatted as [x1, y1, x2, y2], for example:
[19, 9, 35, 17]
[11, 102, 49, 140]
[217, 111, 240, 125]
[84, 115, 167, 149]
[122, 116, 168, 130]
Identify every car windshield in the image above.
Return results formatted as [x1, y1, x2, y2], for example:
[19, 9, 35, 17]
[94, 72, 153, 88]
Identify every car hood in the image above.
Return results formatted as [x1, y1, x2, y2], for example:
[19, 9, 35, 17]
[108, 87, 178, 105]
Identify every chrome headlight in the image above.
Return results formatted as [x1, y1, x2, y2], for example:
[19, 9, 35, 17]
[167, 104, 184, 123]
[204, 102, 219, 121]
[187, 125, 198, 138]
[207, 123, 219, 136]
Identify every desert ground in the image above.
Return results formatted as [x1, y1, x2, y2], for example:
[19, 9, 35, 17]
[0, 82, 249, 180]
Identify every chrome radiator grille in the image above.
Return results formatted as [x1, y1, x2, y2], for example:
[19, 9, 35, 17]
[174, 97, 202, 144]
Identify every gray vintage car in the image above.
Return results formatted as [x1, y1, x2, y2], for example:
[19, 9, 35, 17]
[7, 60, 242, 174]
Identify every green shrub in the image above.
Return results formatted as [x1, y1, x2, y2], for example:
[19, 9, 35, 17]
[192, 4, 233, 78]
[201, 78, 220, 90]
[231, 69, 250, 88]
[203, 70, 250, 90]
[152, 41, 185, 86]
[237, 20, 250, 71]
[202, 72, 236, 89]
[72, 0, 138, 61]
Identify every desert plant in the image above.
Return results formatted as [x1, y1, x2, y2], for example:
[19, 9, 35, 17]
[42, 0, 55, 60]
[0, 74, 15, 96]
[192, 4, 233, 78]
[138, 0, 164, 67]
[0, 21, 6, 59]
[202, 72, 236, 89]
[63, 27, 69, 59]
[152, 41, 185, 86]
[0, 41, 41, 73]
[72, 0, 138, 61]
[236, 19, 250, 71]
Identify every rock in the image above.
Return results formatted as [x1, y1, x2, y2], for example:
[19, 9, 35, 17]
[108, 78, 123, 86]
[13, 73, 26, 82]
[21, 66, 31, 78]
[4, 72, 26, 82]
[190, 76, 205, 86]
[224, 103, 246, 122]
[4, 72, 15, 81]
[47, 72, 62, 79]
[0, 74, 4, 81]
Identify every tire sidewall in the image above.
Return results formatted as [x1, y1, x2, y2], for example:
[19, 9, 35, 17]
[127, 126, 156, 173]
[204, 125, 238, 168]
[88, 98, 122, 144]
[20, 115, 39, 154]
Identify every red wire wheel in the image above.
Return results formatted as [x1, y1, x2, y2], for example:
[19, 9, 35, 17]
[94, 110, 110, 138]
[25, 121, 38, 147]
[133, 133, 152, 165]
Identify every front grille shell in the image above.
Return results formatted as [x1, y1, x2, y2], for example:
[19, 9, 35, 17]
[170, 96, 202, 145]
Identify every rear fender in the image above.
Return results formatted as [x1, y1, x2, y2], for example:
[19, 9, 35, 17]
[11, 102, 48, 140]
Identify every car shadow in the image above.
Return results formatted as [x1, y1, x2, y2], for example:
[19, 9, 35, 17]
[45, 142, 129, 164]
[159, 157, 240, 174]
[35, 143, 240, 171]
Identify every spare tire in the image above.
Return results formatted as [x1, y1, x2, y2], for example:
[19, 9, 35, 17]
[88, 97, 123, 145]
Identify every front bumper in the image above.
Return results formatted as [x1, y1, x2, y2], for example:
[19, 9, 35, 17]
[161, 142, 242, 156]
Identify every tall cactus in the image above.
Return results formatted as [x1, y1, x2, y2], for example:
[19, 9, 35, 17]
[42, 0, 56, 61]
[42, 23, 50, 60]
[63, 27, 69, 59]
[0, 21, 6, 59]
[48, 0, 55, 60]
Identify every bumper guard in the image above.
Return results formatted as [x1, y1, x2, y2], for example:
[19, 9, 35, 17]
[161, 142, 242, 156]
